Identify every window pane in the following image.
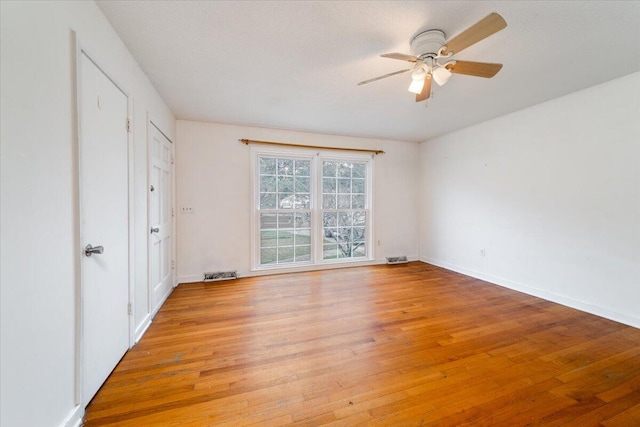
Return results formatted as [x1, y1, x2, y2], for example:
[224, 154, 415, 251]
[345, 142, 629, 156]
[295, 194, 310, 209]
[278, 213, 294, 228]
[337, 243, 351, 258]
[278, 176, 294, 193]
[323, 161, 336, 177]
[260, 193, 276, 209]
[338, 163, 352, 178]
[260, 213, 277, 229]
[352, 179, 365, 194]
[338, 178, 351, 193]
[324, 228, 337, 241]
[322, 178, 336, 193]
[260, 230, 277, 248]
[353, 211, 366, 226]
[260, 158, 276, 175]
[278, 246, 294, 263]
[323, 244, 337, 259]
[322, 194, 336, 209]
[261, 248, 277, 264]
[294, 160, 310, 176]
[278, 159, 293, 175]
[337, 195, 351, 209]
[338, 211, 352, 226]
[338, 227, 352, 243]
[352, 194, 365, 209]
[294, 229, 311, 245]
[295, 177, 310, 192]
[277, 229, 295, 245]
[295, 212, 310, 228]
[295, 245, 311, 261]
[278, 193, 294, 209]
[353, 244, 366, 257]
[352, 163, 366, 178]
[353, 227, 365, 242]
[323, 212, 337, 227]
[260, 176, 276, 192]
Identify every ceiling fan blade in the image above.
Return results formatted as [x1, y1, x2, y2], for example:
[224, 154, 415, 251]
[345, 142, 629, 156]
[357, 68, 411, 86]
[381, 53, 418, 62]
[442, 13, 507, 55]
[448, 61, 503, 78]
[415, 76, 432, 102]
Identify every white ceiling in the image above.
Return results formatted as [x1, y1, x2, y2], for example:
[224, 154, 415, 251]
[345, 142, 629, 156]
[96, 1, 640, 142]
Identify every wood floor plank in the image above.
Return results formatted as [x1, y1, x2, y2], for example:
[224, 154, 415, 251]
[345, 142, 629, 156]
[596, 372, 640, 402]
[562, 391, 640, 426]
[83, 262, 640, 426]
[601, 402, 640, 426]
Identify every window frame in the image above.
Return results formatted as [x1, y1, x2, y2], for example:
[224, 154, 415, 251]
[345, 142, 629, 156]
[252, 150, 316, 269]
[316, 154, 373, 265]
[251, 147, 374, 271]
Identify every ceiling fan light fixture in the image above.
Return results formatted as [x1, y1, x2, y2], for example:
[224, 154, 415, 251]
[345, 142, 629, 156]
[432, 66, 452, 86]
[408, 65, 429, 94]
[408, 77, 425, 94]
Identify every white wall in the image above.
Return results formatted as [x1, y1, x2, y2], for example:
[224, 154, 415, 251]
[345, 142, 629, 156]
[0, 2, 174, 426]
[176, 121, 419, 281]
[1, 4, 635, 426]
[419, 72, 640, 328]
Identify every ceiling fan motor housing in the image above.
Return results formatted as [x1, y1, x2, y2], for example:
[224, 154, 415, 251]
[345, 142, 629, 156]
[410, 30, 446, 58]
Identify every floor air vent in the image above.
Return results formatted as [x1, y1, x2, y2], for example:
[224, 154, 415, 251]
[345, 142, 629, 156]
[203, 271, 237, 282]
[386, 256, 408, 265]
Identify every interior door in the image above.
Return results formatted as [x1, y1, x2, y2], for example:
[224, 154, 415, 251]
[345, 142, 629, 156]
[149, 123, 173, 313]
[78, 51, 130, 406]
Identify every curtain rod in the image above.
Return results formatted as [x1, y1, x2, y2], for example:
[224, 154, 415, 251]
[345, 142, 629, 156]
[239, 138, 385, 155]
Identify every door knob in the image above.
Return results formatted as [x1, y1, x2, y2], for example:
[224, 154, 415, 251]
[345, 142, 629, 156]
[84, 244, 104, 257]
[150, 227, 160, 234]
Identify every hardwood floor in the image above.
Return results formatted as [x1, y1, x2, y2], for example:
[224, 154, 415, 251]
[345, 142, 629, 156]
[84, 262, 640, 426]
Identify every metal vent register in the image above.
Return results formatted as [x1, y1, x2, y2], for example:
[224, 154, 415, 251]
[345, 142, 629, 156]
[386, 256, 408, 265]
[203, 271, 237, 282]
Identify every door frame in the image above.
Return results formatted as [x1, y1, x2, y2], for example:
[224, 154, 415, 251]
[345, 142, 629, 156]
[73, 33, 135, 408]
[146, 115, 176, 324]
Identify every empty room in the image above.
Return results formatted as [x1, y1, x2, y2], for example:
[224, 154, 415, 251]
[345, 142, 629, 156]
[1, 1, 639, 426]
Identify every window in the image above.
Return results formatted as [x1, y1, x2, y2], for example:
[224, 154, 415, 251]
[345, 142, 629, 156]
[257, 156, 312, 266]
[321, 160, 368, 260]
[254, 150, 372, 269]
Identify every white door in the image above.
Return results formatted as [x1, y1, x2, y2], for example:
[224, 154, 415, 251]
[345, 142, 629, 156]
[149, 124, 173, 313]
[78, 51, 130, 406]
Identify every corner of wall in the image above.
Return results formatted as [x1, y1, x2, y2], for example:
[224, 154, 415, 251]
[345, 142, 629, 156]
[61, 405, 83, 427]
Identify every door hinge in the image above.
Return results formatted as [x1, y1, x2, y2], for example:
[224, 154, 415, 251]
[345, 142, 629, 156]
[171, 154, 175, 165]
[126, 118, 131, 133]
[171, 207, 174, 218]
[128, 302, 132, 315]
[171, 260, 175, 270]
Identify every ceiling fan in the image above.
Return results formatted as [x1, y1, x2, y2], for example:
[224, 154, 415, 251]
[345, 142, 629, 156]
[358, 13, 507, 103]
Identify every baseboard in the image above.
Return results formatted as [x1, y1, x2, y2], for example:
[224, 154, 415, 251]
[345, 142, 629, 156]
[177, 274, 203, 284]
[420, 257, 640, 329]
[177, 255, 419, 284]
[61, 405, 83, 427]
[134, 313, 152, 343]
[151, 287, 173, 318]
